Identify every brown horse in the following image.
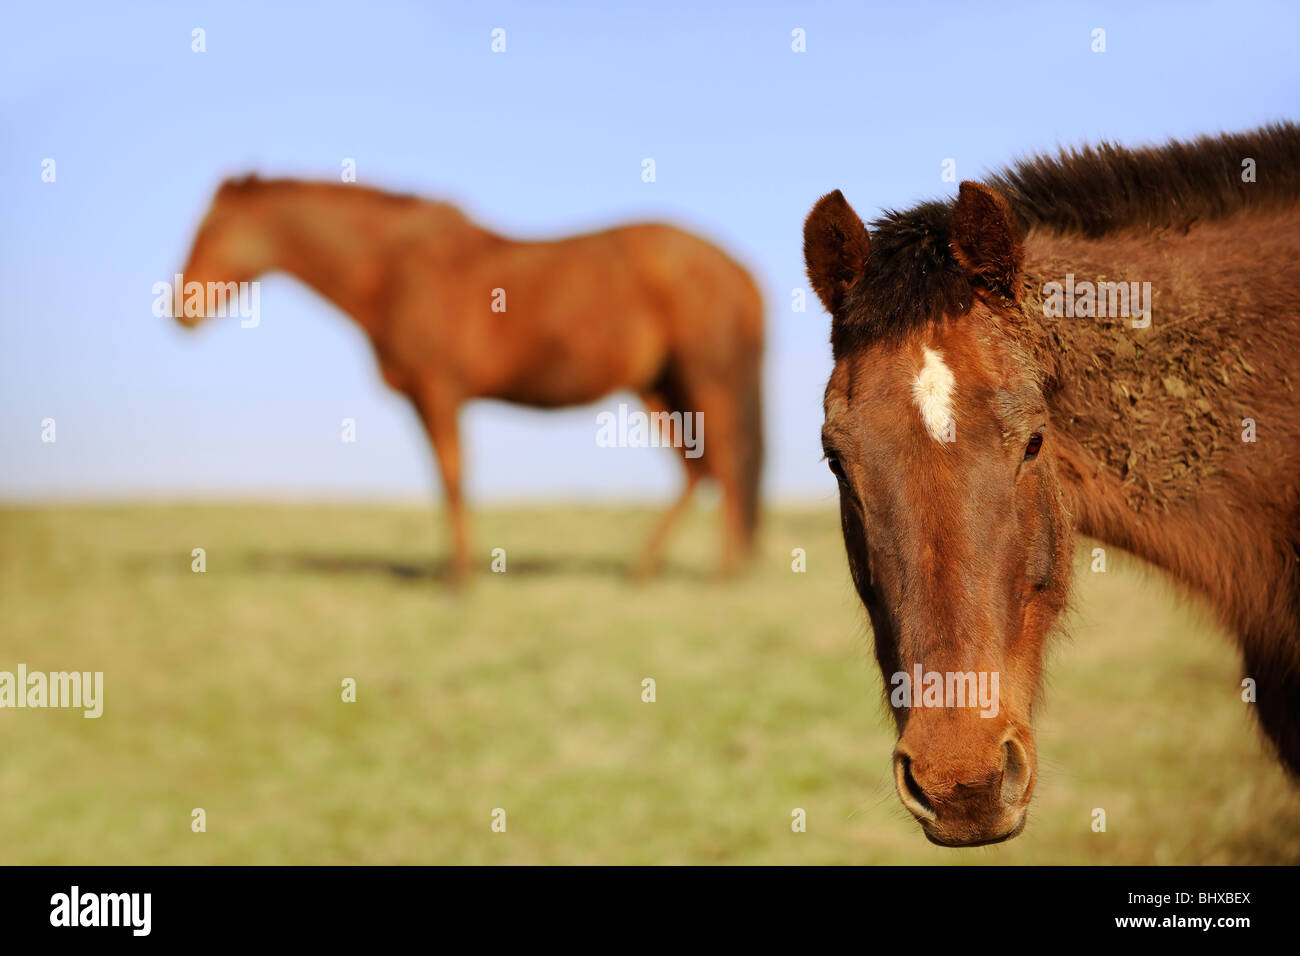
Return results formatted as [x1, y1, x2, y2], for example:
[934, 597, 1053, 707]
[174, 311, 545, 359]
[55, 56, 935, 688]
[175, 177, 764, 582]
[804, 123, 1300, 846]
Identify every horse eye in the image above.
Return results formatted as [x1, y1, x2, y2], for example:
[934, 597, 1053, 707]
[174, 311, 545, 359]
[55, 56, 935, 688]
[1023, 432, 1044, 460]
[827, 455, 848, 484]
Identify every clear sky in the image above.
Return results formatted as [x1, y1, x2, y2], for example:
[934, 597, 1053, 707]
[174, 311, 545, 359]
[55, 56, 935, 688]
[2, 0, 1296, 503]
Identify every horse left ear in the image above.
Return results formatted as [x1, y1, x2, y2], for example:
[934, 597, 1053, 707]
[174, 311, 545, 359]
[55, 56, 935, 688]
[950, 181, 1023, 303]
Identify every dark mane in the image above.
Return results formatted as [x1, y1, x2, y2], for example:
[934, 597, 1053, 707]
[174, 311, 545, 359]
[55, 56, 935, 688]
[833, 122, 1300, 356]
[838, 201, 974, 350]
[989, 121, 1300, 239]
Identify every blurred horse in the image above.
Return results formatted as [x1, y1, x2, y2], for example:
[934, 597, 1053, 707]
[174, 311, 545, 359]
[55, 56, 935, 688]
[176, 177, 764, 584]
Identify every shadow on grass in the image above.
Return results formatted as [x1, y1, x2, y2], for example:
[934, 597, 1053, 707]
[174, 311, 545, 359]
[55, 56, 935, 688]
[236, 551, 708, 583]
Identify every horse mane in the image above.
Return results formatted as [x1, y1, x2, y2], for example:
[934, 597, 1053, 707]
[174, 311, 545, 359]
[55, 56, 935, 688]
[834, 122, 1300, 354]
[988, 120, 1300, 239]
[216, 174, 428, 209]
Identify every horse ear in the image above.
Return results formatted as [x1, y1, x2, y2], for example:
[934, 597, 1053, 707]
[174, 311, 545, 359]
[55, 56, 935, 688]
[219, 173, 260, 195]
[950, 181, 1023, 302]
[804, 190, 870, 314]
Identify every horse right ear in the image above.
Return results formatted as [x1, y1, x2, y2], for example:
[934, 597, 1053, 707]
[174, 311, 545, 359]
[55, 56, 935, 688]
[218, 173, 260, 195]
[804, 190, 870, 315]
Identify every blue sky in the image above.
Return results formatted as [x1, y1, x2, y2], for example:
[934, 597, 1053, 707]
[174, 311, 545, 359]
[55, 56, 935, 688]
[2, 0, 1296, 503]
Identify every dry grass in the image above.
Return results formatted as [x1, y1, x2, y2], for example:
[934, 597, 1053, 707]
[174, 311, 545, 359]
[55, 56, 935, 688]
[0, 504, 1296, 864]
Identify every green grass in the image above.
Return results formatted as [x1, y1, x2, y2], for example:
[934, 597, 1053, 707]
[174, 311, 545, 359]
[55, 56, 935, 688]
[0, 503, 1296, 864]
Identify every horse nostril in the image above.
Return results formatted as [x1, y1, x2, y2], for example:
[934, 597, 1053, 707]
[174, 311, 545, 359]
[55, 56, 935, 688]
[894, 752, 937, 821]
[1000, 734, 1031, 807]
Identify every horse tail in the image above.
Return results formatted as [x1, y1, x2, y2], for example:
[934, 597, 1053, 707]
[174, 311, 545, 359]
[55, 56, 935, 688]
[733, 278, 765, 556]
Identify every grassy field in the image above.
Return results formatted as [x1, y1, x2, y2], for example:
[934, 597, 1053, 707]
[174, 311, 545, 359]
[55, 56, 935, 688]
[1, 503, 1297, 865]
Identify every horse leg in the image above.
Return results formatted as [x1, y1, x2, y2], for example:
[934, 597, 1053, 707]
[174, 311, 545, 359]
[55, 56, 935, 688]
[412, 381, 470, 586]
[692, 380, 747, 577]
[632, 471, 700, 580]
[637, 474, 702, 578]
[1241, 613, 1300, 778]
[630, 387, 699, 578]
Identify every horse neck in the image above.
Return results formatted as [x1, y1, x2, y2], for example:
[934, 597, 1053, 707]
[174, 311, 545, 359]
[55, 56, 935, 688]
[243, 184, 414, 338]
[1019, 217, 1300, 622]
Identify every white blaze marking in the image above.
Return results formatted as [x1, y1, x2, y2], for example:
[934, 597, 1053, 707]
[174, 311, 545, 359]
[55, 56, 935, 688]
[912, 346, 956, 442]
